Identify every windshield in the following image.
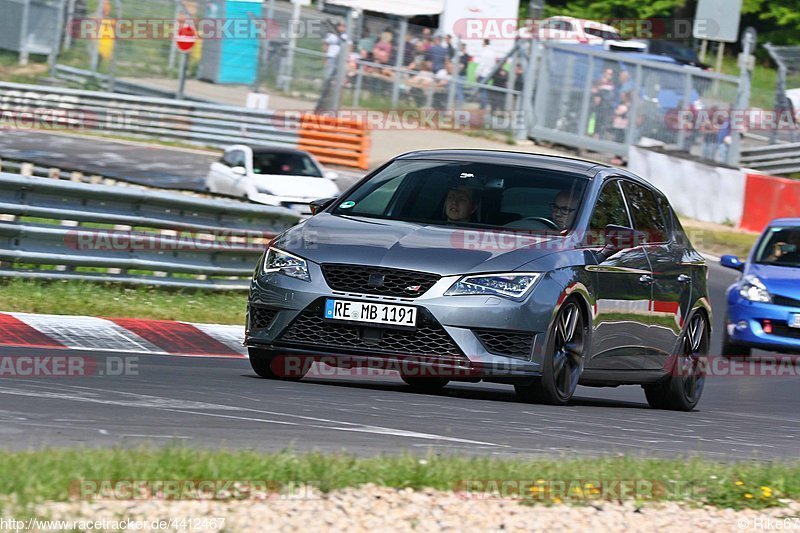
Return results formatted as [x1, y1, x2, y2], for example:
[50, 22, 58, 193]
[754, 226, 800, 267]
[331, 159, 587, 232]
[252, 152, 322, 177]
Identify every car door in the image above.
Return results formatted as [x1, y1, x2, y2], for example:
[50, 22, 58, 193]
[584, 178, 655, 371]
[226, 149, 251, 198]
[620, 181, 692, 369]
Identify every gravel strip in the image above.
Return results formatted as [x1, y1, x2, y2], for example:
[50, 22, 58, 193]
[21, 485, 800, 532]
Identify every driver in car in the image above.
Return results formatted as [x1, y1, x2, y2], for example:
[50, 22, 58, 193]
[550, 190, 579, 230]
[445, 186, 480, 223]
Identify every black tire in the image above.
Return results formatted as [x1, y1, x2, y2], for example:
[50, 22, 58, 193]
[248, 348, 310, 381]
[721, 335, 751, 358]
[401, 375, 449, 392]
[644, 311, 708, 411]
[516, 299, 587, 405]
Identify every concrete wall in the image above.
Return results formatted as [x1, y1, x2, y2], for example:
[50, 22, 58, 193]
[628, 146, 746, 226]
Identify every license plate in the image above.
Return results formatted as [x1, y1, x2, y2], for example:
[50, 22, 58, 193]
[324, 299, 417, 328]
[790, 313, 800, 329]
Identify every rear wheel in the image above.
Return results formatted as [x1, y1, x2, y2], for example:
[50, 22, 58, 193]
[516, 299, 586, 405]
[401, 375, 449, 392]
[644, 311, 708, 411]
[248, 348, 310, 381]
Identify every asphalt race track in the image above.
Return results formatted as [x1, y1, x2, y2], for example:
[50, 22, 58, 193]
[0, 131, 362, 191]
[1, 263, 798, 459]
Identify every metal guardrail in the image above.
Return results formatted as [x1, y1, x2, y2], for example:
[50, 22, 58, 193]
[0, 79, 301, 150]
[0, 172, 302, 290]
[740, 142, 800, 175]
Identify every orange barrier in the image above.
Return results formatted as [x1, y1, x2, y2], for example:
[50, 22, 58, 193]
[297, 114, 371, 170]
[739, 173, 800, 232]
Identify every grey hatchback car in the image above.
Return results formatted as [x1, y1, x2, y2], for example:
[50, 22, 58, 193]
[245, 150, 711, 411]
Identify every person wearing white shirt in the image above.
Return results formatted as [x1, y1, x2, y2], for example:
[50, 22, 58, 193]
[323, 22, 348, 79]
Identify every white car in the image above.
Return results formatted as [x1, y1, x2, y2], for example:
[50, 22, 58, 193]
[205, 145, 340, 213]
[521, 16, 646, 51]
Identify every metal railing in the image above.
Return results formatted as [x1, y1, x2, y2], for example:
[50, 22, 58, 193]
[0, 172, 301, 289]
[0, 80, 301, 150]
[740, 142, 800, 175]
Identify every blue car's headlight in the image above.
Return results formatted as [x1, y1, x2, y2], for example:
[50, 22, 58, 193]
[263, 247, 310, 282]
[739, 275, 771, 303]
[445, 272, 541, 300]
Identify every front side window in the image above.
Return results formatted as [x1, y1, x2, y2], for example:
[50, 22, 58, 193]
[588, 180, 631, 245]
[222, 150, 244, 167]
[621, 181, 668, 243]
[331, 159, 587, 233]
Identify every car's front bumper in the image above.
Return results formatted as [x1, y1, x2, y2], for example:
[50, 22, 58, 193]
[726, 294, 800, 353]
[244, 263, 563, 379]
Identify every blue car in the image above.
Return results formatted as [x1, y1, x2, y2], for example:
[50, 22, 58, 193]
[720, 218, 800, 356]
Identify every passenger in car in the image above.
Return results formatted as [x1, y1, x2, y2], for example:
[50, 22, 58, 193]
[445, 186, 480, 223]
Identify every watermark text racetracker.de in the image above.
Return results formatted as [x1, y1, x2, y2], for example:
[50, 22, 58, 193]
[71, 479, 320, 501]
[0, 516, 226, 531]
[0, 355, 138, 377]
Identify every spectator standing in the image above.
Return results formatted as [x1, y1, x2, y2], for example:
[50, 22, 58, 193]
[323, 21, 348, 80]
[427, 35, 448, 73]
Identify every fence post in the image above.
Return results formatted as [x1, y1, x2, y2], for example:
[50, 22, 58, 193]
[516, 39, 538, 141]
[624, 63, 643, 148]
[18, 0, 31, 65]
[390, 18, 408, 108]
[577, 55, 595, 139]
[676, 72, 692, 151]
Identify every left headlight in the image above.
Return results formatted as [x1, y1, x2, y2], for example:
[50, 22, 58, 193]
[739, 275, 770, 303]
[263, 247, 311, 282]
[445, 272, 542, 300]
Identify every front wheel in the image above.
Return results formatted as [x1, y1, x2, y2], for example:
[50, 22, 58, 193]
[644, 311, 708, 411]
[516, 299, 587, 405]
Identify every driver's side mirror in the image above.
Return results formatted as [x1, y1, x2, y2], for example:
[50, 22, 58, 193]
[324, 170, 339, 181]
[309, 197, 337, 215]
[597, 224, 647, 261]
[720, 254, 745, 271]
[231, 166, 247, 176]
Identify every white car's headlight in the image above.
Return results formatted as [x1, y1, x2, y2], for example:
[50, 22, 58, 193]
[445, 272, 541, 300]
[739, 275, 771, 303]
[263, 247, 310, 282]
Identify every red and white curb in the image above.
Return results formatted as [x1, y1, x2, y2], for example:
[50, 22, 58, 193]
[0, 312, 246, 358]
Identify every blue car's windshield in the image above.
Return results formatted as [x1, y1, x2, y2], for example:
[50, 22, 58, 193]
[754, 227, 800, 267]
[331, 159, 588, 232]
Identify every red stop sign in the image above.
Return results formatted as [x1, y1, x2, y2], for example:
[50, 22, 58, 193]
[176, 26, 197, 52]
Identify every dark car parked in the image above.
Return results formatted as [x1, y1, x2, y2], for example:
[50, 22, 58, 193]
[245, 150, 711, 410]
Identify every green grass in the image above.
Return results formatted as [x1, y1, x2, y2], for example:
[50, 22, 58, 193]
[0, 279, 245, 324]
[0, 448, 797, 510]
[681, 221, 759, 258]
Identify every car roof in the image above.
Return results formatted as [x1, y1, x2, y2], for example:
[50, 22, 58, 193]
[393, 149, 607, 177]
[769, 218, 800, 227]
[228, 145, 310, 156]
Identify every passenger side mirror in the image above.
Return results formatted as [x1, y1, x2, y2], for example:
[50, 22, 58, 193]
[231, 166, 247, 176]
[309, 197, 337, 215]
[597, 225, 647, 261]
[720, 254, 745, 271]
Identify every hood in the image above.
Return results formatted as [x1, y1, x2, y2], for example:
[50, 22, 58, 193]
[747, 263, 800, 298]
[251, 174, 339, 199]
[273, 213, 562, 276]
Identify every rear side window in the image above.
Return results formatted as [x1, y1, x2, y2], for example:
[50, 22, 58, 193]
[621, 181, 668, 243]
[588, 180, 631, 245]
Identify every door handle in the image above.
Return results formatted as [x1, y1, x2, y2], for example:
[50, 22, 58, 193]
[677, 274, 691, 284]
[639, 274, 654, 285]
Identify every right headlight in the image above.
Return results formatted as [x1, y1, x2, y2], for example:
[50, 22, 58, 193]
[445, 272, 542, 300]
[262, 247, 310, 282]
[739, 275, 771, 303]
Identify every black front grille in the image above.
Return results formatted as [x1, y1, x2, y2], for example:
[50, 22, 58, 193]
[475, 329, 535, 358]
[250, 307, 278, 330]
[278, 304, 464, 360]
[321, 264, 440, 298]
[769, 321, 800, 340]
[773, 294, 800, 308]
